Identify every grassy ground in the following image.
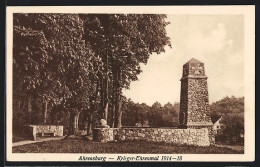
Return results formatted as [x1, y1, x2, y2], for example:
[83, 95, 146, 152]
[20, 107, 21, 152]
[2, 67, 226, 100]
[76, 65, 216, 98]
[12, 139, 244, 154]
[13, 134, 30, 143]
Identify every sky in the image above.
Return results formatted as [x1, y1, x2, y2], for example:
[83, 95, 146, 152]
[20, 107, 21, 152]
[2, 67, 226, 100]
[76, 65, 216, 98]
[123, 15, 244, 106]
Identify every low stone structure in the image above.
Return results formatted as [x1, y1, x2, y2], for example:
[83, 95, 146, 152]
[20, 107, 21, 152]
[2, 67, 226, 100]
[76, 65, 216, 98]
[93, 128, 118, 142]
[28, 125, 63, 140]
[93, 127, 210, 146]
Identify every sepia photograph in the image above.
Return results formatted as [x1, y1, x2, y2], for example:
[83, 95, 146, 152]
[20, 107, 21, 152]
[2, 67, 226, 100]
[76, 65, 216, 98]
[6, 6, 255, 162]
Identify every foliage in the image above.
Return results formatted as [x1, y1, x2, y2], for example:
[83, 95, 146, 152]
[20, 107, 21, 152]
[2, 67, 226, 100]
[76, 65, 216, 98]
[13, 14, 94, 135]
[80, 14, 171, 128]
[210, 96, 244, 144]
[122, 99, 150, 126]
[122, 99, 179, 127]
[210, 96, 244, 122]
[13, 13, 171, 135]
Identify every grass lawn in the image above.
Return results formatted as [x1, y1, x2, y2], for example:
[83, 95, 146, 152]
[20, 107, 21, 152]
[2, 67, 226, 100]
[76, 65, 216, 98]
[12, 139, 244, 154]
[13, 135, 29, 143]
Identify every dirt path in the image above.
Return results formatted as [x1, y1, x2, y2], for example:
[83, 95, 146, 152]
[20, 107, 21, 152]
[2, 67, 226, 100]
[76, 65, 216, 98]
[12, 136, 65, 147]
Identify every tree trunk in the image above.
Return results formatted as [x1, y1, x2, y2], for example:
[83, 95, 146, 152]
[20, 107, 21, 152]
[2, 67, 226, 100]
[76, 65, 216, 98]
[109, 85, 117, 128]
[100, 78, 104, 120]
[100, 53, 109, 121]
[87, 113, 92, 136]
[68, 112, 74, 135]
[43, 100, 48, 124]
[109, 103, 115, 128]
[98, 46, 110, 121]
[104, 101, 108, 121]
[75, 112, 80, 135]
[68, 110, 80, 136]
[114, 67, 122, 128]
[18, 100, 21, 111]
[114, 96, 122, 128]
[100, 76, 109, 121]
[27, 96, 32, 124]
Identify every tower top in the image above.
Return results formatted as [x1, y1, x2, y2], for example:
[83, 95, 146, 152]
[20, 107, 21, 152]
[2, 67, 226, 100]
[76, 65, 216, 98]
[185, 58, 202, 65]
[182, 58, 206, 78]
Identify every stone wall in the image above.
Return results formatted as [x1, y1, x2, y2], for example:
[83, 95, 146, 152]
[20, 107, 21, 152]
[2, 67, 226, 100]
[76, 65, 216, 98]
[93, 127, 211, 146]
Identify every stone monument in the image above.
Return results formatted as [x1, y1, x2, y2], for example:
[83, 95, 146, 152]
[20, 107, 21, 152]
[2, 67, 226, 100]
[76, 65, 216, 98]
[179, 58, 213, 130]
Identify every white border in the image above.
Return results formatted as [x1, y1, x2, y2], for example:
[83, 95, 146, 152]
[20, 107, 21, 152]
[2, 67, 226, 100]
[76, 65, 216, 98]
[6, 6, 255, 162]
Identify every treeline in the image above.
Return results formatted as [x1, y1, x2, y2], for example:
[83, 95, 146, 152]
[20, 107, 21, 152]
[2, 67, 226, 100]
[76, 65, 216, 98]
[210, 96, 244, 122]
[121, 99, 179, 127]
[13, 13, 171, 136]
[122, 96, 244, 131]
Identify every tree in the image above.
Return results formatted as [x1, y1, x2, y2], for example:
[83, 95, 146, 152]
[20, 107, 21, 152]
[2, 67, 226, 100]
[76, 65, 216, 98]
[221, 113, 244, 143]
[42, 14, 92, 136]
[162, 102, 179, 126]
[121, 98, 150, 127]
[110, 14, 171, 128]
[210, 96, 244, 143]
[210, 96, 244, 123]
[13, 14, 53, 125]
[148, 102, 162, 127]
[81, 14, 171, 128]
[13, 14, 171, 136]
[13, 14, 94, 136]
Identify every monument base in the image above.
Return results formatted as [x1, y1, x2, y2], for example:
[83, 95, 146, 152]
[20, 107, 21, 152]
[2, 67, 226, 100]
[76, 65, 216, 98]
[178, 122, 215, 144]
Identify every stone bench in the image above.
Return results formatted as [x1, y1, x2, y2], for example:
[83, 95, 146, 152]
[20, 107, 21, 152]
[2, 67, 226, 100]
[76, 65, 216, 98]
[28, 125, 63, 140]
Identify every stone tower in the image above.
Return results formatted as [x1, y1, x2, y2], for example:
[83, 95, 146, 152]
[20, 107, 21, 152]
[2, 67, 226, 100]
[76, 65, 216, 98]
[179, 58, 213, 128]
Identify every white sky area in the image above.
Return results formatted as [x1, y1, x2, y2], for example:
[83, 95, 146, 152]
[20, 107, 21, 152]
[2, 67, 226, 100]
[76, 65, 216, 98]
[123, 15, 244, 106]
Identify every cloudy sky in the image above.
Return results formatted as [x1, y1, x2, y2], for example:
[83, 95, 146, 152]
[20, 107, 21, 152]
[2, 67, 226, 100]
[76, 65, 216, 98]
[123, 14, 244, 106]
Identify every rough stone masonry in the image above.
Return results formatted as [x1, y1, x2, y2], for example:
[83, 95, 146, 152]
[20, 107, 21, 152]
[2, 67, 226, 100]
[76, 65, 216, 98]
[93, 127, 211, 146]
[179, 58, 215, 143]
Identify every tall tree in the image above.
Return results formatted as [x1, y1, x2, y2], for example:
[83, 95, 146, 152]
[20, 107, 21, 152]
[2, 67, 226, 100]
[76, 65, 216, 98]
[43, 14, 91, 135]
[13, 14, 94, 136]
[13, 14, 53, 124]
[81, 14, 171, 128]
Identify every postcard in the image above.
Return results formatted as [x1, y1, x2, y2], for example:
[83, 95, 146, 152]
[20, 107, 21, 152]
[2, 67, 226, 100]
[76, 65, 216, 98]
[6, 5, 255, 162]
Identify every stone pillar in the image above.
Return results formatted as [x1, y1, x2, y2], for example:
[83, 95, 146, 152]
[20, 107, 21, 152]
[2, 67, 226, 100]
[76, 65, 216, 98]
[178, 58, 214, 144]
